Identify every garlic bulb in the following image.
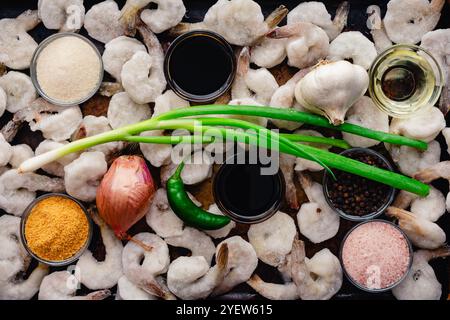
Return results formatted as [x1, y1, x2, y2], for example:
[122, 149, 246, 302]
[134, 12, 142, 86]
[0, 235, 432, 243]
[294, 61, 369, 125]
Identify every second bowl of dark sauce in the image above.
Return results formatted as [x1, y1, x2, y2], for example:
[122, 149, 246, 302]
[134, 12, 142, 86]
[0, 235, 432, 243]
[213, 152, 285, 224]
[164, 30, 236, 103]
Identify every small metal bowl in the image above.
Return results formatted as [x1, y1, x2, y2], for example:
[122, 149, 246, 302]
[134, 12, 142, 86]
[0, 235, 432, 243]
[164, 30, 236, 103]
[339, 219, 413, 293]
[20, 193, 93, 267]
[213, 151, 285, 224]
[30, 32, 104, 107]
[323, 148, 396, 222]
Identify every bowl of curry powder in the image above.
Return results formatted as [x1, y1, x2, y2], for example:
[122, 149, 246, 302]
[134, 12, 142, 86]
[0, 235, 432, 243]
[20, 193, 92, 266]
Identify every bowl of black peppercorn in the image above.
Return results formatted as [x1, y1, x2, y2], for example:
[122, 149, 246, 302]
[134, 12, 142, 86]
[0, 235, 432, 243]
[323, 148, 396, 221]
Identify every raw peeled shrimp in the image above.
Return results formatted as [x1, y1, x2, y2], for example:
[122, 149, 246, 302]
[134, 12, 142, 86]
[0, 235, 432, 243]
[249, 6, 289, 68]
[250, 38, 287, 69]
[64, 151, 108, 202]
[204, 204, 236, 239]
[247, 274, 299, 300]
[0, 169, 64, 216]
[9, 144, 34, 168]
[267, 22, 329, 69]
[165, 227, 216, 265]
[247, 211, 297, 267]
[386, 207, 446, 249]
[72, 115, 124, 159]
[294, 130, 330, 172]
[116, 276, 157, 300]
[17, 98, 82, 142]
[393, 186, 446, 222]
[84, 0, 126, 44]
[171, 0, 269, 46]
[122, 232, 175, 299]
[146, 188, 184, 238]
[167, 243, 229, 300]
[421, 29, 450, 115]
[0, 215, 49, 300]
[389, 106, 445, 142]
[287, 1, 349, 40]
[383, 0, 444, 44]
[35, 140, 79, 177]
[160, 150, 213, 186]
[76, 213, 123, 290]
[231, 47, 279, 106]
[297, 173, 340, 244]
[121, 22, 166, 104]
[38, 0, 85, 32]
[0, 10, 40, 70]
[342, 96, 389, 148]
[107, 92, 151, 129]
[102, 36, 147, 82]
[38, 271, 110, 300]
[0, 71, 37, 113]
[269, 69, 309, 131]
[392, 247, 450, 300]
[0, 133, 12, 167]
[387, 140, 441, 177]
[327, 31, 377, 70]
[366, 5, 392, 53]
[212, 236, 258, 296]
[121, 0, 186, 35]
[121, 52, 166, 104]
[290, 238, 343, 300]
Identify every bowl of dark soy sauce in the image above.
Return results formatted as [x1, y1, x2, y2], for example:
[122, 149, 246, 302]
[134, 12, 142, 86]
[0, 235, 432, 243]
[164, 30, 236, 103]
[323, 148, 396, 222]
[213, 152, 285, 224]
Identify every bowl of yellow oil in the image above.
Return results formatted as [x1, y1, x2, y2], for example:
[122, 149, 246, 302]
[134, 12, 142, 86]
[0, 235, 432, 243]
[369, 44, 443, 118]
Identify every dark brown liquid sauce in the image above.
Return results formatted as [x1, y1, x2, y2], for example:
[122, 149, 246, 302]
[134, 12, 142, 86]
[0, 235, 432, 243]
[168, 34, 233, 98]
[215, 163, 283, 218]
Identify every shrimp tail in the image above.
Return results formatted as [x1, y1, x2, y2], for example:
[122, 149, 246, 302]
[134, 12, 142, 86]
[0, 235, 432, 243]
[267, 23, 301, 39]
[333, 1, 350, 29]
[429, 246, 450, 260]
[168, 22, 204, 37]
[430, 0, 445, 12]
[216, 243, 229, 273]
[236, 47, 250, 77]
[413, 162, 450, 183]
[99, 82, 123, 97]
[86, 289, 111, 300]
[265, 5, 288, 29]
[119, 3, 139, 36]
[392, 191, 416, 209]
[386, 207, 426, 236]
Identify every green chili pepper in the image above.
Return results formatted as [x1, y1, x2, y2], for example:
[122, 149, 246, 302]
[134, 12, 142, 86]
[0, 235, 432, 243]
[166, 161, 231, 230]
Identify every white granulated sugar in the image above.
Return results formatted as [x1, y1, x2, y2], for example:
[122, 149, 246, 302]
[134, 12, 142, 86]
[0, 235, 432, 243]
[36, 36, 101, 103]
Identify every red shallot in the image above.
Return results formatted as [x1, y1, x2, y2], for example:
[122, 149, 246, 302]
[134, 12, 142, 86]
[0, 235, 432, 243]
[96, 155, 156, 241]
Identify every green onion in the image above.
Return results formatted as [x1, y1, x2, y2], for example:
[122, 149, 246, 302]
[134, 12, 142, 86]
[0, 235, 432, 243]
[154, 105, 428, 150]
[123, 133, 350, 149]
[18, 108, 429, 197]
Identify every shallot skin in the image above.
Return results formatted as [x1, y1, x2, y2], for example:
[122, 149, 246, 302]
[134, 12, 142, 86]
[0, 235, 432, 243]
[97, 155, 156, 239]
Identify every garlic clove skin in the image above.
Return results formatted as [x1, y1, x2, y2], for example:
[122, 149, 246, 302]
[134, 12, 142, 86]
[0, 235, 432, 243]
[294, 60, 369, 126]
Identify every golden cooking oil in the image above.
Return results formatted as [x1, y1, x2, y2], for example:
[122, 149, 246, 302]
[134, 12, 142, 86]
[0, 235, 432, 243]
[369, 44, 443, 118]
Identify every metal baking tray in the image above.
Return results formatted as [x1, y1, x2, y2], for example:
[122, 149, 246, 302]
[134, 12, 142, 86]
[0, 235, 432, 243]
[0, 0, 449, 300]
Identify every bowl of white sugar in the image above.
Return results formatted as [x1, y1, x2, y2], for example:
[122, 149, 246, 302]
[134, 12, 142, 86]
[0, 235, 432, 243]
[30, 33, 103, 106]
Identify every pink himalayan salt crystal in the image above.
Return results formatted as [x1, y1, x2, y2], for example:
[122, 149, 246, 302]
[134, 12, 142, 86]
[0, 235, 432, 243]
[342, 221, 411, 290]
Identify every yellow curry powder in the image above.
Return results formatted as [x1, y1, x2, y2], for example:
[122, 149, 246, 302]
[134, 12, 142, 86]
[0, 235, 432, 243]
[25, 196, 89, 261]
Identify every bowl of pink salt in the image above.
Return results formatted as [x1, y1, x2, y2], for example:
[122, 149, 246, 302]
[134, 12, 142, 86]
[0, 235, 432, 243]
[30, 33, 103, 106]
[340, 220, 412, 292]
